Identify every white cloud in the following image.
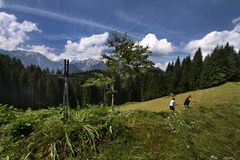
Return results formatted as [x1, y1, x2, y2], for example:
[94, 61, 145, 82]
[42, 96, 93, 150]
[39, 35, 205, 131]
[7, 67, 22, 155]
[22, 33, 109, 62]
[0, 12, 39, 50]
[154, 62, 169, 71]
[58, 32, 109, 61]
[0, 12, 109, 62]
[140, 33, 175, 56]
[28, 45, 59, 61]
[185, 23, 240, 57]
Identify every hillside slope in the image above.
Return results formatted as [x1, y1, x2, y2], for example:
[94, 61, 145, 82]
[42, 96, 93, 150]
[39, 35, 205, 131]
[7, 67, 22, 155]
[118, 82, 240, 112]
[104, 82, 240, 159]
[1, 82, 239, 159]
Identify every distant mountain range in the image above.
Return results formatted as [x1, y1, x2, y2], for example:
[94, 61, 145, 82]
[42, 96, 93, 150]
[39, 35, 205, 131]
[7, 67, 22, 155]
[0, 49, 106, 73]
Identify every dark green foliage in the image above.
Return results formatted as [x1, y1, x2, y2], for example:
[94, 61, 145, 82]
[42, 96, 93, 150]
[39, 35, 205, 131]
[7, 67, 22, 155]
[179, 55, 191, 92]
[166, 61, 174, 93]
[200, 44, 240, 88]
[200, 54, 212, 88]
[225, 44, 240, 80]
[167, 43, 240, 92]
[168, 57, 182, 93]
[0, 54, 62, 108]
[0, 54, 94, 109]
[138, 69, 167, 101]
[190, 48, 203, 90]
[208, 45, 229, 85]
[1, 42, 240, 110]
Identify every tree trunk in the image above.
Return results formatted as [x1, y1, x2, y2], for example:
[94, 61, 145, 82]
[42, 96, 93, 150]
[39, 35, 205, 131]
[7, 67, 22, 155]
[111, 83, 115, 111]
[103, 86, 107, 105]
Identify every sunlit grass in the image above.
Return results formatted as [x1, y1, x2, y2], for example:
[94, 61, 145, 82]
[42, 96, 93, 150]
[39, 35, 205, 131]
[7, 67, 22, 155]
[118, 82, 240, 112]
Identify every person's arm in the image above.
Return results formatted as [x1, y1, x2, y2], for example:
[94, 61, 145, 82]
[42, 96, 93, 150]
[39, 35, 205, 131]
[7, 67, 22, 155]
[174, 101, 179, 106]
[190, 98, 195, 102]
[190, 98, 200, 103]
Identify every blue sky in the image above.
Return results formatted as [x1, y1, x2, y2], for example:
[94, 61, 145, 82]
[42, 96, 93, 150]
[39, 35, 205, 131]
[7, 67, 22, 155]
[0, 0, 240, 70]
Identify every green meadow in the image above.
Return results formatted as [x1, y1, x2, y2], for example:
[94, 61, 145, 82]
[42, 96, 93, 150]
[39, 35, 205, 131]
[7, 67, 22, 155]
[118, 82, 240, 112]
[0, 82, 240, 159]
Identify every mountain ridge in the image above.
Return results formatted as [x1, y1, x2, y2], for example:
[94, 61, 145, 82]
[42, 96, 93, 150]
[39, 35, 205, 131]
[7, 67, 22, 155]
[0, 49, 106, 73]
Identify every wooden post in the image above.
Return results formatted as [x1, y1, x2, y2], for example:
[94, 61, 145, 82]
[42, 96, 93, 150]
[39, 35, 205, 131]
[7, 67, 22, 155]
[47, 59, 84, 123]
[63, 59, 69, 123]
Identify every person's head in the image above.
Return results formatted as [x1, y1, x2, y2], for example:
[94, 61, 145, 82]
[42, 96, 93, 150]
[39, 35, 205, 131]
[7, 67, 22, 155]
[188, 95, 192, 99]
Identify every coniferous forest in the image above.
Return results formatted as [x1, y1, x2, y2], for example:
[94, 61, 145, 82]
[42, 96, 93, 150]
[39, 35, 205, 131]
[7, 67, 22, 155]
[0, 43, 240, 109]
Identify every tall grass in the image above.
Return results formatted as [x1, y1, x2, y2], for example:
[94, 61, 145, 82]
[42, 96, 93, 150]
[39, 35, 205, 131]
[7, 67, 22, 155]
[0, 105, 117, 159]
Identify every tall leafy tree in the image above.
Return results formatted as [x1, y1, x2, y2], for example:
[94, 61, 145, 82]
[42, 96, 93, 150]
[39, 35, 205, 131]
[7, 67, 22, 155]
[103, 32, 154, 111]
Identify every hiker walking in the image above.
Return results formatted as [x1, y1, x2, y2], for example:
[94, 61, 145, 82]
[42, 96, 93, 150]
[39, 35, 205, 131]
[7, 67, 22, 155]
[169, 97, 178, 112]
[184, 95, 195, 109]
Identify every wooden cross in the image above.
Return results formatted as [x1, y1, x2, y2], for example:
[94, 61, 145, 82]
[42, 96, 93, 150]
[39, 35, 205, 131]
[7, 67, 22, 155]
[62, 59, 85, 123]
[48, 59, 84, 123]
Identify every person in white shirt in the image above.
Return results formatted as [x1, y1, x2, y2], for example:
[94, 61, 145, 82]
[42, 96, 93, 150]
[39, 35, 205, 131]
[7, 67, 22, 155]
[169, 97, 178, 111]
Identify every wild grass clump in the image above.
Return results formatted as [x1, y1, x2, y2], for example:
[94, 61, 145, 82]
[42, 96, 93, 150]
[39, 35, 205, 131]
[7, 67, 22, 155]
[0, 104, 130, 159]
[0, 104, 19, 126]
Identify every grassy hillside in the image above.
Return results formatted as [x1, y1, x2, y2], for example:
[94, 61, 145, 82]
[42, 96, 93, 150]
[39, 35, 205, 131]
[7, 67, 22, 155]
[107, 82, 240, 159]
[0, 82, 240, 159]
[118, 82, 240, 112]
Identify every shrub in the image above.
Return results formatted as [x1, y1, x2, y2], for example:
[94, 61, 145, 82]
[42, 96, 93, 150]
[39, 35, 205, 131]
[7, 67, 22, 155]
[0, 104, 19, 126]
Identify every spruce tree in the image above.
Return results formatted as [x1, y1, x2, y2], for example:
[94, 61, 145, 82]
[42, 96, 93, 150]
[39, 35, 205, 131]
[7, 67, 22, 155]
[179, 55, 191, 92]
[172, 57, 182, 93]
[211, 45, 229, 86]
[190, 47, 203, 90]
[224, 43, 240, 80]
[166, 61, 174, 93]
[200, 54, 212, 88]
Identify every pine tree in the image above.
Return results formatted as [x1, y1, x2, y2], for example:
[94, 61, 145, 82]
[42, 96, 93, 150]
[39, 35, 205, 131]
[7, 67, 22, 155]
[200, 54, 212, 88]
[166, 61, 174, 93]
[179, 55, 191, 92]
[190, 47, 203, 90]
[210, 45, 229, 86]
[172, 57, 182, 93]
[224, 43, 240, 80]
